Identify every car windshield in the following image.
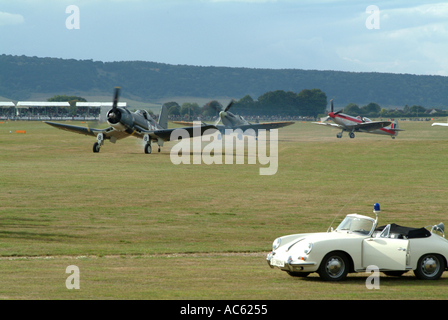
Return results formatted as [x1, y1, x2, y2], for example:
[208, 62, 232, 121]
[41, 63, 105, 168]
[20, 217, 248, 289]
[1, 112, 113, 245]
[336, 216, 374, 235]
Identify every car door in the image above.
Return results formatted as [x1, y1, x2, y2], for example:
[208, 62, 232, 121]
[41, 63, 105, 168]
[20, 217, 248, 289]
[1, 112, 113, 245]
[362, 237, 409, 270]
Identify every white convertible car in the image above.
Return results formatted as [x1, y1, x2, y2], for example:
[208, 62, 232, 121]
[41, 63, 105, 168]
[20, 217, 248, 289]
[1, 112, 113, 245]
[267, 204, 448, 281]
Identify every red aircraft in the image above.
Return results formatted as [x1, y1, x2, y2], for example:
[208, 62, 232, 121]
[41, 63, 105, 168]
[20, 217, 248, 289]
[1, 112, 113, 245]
[313, 100, 404, 139]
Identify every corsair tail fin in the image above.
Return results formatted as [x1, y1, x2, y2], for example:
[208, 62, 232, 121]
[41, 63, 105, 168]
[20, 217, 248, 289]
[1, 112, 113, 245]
[158, 104, 169, 129]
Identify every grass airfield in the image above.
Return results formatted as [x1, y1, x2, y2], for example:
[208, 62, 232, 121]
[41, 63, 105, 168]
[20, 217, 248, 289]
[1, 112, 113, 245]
[0, 119, 447, 299]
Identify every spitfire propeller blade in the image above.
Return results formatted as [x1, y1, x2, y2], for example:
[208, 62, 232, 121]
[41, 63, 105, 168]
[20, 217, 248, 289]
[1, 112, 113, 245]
[213, 100, 234, 125]
[205, 101, 221, 125]
[329, 99, 342, 115]
[214, 116, 222, 126]
[224, 100, 234, 112]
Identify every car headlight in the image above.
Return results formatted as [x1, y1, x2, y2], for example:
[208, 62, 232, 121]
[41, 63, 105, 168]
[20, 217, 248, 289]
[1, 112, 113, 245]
[272, 238, 281, 251]
[304, 243, 313, 254]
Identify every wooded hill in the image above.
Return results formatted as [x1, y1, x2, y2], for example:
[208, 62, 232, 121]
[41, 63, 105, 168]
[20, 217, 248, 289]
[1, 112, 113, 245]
[1, 54, 447, 110]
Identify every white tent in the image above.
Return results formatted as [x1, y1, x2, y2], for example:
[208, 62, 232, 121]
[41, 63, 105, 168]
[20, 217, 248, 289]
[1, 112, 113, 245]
[0, 102, 15, 117]
[76, 102, 127, 107]
[16, 101, 70, 108]
[0, 102, 15, 107]
[15, 101, 71, 116]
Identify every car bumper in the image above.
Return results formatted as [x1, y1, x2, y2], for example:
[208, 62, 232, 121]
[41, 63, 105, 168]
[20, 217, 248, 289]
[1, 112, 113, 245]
[266, 252, 317, 273]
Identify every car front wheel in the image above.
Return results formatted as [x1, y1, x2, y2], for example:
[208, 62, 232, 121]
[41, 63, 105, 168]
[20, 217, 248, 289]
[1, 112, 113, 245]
[414, 254, 445, 280]
[318, 252, 349, 281]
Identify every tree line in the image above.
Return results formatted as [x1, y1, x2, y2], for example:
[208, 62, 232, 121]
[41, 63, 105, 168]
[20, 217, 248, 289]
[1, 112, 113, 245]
[42, 92, 445, 119]
[164, 89, 327, 118]
[343, 102, 446, 118]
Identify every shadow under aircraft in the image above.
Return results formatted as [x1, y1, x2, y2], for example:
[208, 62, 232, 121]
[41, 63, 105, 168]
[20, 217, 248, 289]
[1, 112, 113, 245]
[45, 87, 217, 153]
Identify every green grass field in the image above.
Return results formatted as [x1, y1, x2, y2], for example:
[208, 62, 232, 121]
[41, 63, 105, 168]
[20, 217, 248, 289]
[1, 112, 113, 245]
[0, 119, 447, 299]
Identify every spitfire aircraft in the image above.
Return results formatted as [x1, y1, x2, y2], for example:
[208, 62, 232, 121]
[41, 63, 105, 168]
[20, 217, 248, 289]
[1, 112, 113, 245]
[174, 100, 294, 139]
[313, 99, 404, 139]
[44, 87, 217, 153]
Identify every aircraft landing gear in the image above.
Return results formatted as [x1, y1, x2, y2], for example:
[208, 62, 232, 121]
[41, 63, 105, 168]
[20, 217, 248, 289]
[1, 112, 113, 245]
[349, 132, 355, 139]
[145, 143, 152, 154]
[94, 133, 104, 153]
[93, 142, 101, 153]
[143, 135, 162, 154]
[336, 132, 343, 138]
[143, 134, 152, 154]
[157, 137, 163, 153]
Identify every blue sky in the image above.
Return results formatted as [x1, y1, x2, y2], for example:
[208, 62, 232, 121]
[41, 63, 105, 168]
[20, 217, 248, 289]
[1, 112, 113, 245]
[1, 0, 447, 76]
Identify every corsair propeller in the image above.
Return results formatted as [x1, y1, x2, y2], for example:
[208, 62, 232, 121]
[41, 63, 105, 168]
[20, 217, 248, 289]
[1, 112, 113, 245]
[107, 87, 121, 124]
[112, 87, 120, 112]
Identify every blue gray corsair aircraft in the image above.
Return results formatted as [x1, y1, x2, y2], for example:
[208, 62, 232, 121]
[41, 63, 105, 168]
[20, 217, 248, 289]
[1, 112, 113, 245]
[174, 100, 295, 139]
[44, 87, 217, 154]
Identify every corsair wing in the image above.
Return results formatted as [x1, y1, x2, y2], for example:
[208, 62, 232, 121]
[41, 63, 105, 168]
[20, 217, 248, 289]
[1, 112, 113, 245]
[44, 121, 128, 140]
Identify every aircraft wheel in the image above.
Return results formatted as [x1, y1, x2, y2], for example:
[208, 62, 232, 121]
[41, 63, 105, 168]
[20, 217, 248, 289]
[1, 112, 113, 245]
[93, 142, 100, 153]
[144, 144, 152, 154]
[349, 132, 355, 139]
[158, 147, 161, 153]
[336, 133, 342, 138]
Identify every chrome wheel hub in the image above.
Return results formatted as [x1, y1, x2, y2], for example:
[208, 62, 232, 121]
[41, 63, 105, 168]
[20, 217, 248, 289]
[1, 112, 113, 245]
[326, 257, 345, 278]
[422, 256, 439, 276]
